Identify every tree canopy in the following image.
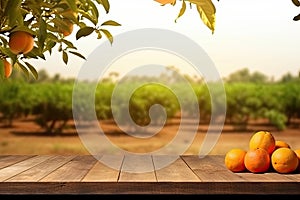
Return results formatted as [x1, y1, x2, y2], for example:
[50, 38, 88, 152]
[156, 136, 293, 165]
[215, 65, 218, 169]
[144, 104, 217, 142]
[0, 0, 120, 80]
[0, 0, 299, 80]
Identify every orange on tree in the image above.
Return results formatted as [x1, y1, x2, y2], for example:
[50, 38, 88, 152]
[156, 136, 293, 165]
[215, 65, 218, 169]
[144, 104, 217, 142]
[0, 0, 122, 79]
[244, 148, 271, 173]
[271, 147, 299, 174]
[224, 148, 247, 172]
[58, 19, 74, 37]
[294, 149, 300, 171]
[275, 140, 290, 150]
[249, 131, 276, 155]
[1, 59, 12, 78]
[8, 31, 34, 55]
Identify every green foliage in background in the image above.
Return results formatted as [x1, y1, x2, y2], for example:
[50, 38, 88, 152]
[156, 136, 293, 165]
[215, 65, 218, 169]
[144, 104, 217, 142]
[1, 69, 300, 134]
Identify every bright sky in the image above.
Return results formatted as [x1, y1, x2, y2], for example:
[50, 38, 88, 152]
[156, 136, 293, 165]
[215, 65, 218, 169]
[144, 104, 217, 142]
[30, 0, 300, 80]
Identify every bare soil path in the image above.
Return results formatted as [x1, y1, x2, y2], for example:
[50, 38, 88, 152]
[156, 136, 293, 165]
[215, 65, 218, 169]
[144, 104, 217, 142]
[0, 118, 299, 155]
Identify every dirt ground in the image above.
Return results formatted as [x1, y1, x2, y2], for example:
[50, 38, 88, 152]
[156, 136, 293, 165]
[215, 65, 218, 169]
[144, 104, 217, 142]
[0, 117, 299, 155]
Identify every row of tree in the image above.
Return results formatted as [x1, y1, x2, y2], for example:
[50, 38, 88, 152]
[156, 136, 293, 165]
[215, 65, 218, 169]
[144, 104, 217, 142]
[0, 68, 299, 134]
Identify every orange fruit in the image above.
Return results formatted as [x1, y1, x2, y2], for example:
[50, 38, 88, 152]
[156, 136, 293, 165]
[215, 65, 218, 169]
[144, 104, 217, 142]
[8, 31, 34, 54]
[244, 148, 270, 173]
[2, 59, 12, 78]
[271, 147, 299, 174]
[58, 19, 74, 37]
[294, 149, 300, 171]
[224, 148, 247, 172]
[249, 131, 276, 155]
[275, 140, 290, 150]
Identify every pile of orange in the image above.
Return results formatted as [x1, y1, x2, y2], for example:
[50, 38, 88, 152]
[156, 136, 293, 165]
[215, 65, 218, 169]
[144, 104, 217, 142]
[224, 131, 300, 174]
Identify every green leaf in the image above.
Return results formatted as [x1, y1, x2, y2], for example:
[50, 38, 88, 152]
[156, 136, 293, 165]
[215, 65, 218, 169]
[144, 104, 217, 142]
[100, 29, 113, 44]
[16, 62, 29, 79]
[45, 41, 57, 55]
[101, 20, 121, 26]
[61, 39, 77, 50]
[53, 3, 69, 11]
[0, 36, 8, 46]
[24, 16, 35, 27]
[98, 0, 110, 13]
[292, 0, 300, 7]
[24, 62, 38, 80]
[97, 31, 102, 39]
[38, 18, 47, 51]
[293, 13, 300, 21]
[188, 0, 216, 34]
[154, 0, 176, 6]
[80, 12, 98, 25]
[175, 0, 186, 22]
[76, 26, 95, 40]
[4, 0, 22, 27]
[24, 47, 44, 60]
[58, 44, 63, 52]
[0, 60, 4, 79]
[66, 0, 77, 11]
[69, 51, 86, 60]
[4, 0, 21, 16]
[88, 0, 99, 22]
[15, 12, 24, 26]
[0, 46, 17, 62]
[11, 26, 36, 36]
[63, 51, 68, 64]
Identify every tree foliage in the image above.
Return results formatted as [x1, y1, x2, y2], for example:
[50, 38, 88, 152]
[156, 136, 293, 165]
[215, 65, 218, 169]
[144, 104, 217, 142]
[154, 0, 217, 34]
[224, 68, 269, 84]
[1, 0, 299, 79]
[1, 69, 300, 134]
[0, 0, 120, 80]
[292, 0, 300, 21]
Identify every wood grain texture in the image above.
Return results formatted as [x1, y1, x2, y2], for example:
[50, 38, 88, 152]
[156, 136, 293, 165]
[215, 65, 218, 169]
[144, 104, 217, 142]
[0, 155, 53, 181]
[182, 155, 246, 182]
[119, 154, 156, 182]
[0, 155, 34, 170]
[0, 155, 299, 194]
[40, 155, 97, 182]
[5, 155, 75, 182]
[0, 182, 299, 194]
[154, 155, 200, 182]
[82, 155, 123, 182]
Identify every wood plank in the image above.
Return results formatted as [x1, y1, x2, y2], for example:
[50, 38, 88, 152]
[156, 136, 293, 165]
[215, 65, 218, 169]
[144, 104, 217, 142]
[0, 155, 54, 182]
[82, 155, 123, 182]
[182, 155, 246, 182]
[0, 182, 299, 195]
[0, 155, 299, 194]
[40, 155, 97, 182]
[236, 172, 297, 182]
[119, 154, 156, 182]
[282, 174, 300, 182]
[153, 155, 200, 182]
[5, 155, 76, 182]
[0, 155, 34, 170]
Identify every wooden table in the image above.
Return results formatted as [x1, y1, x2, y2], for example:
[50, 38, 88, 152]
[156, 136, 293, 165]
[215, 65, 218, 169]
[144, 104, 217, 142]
[0, 155, 299, 195]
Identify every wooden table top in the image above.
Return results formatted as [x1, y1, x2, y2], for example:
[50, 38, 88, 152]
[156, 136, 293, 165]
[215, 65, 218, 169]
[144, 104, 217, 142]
[0, 155, 299, 195]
